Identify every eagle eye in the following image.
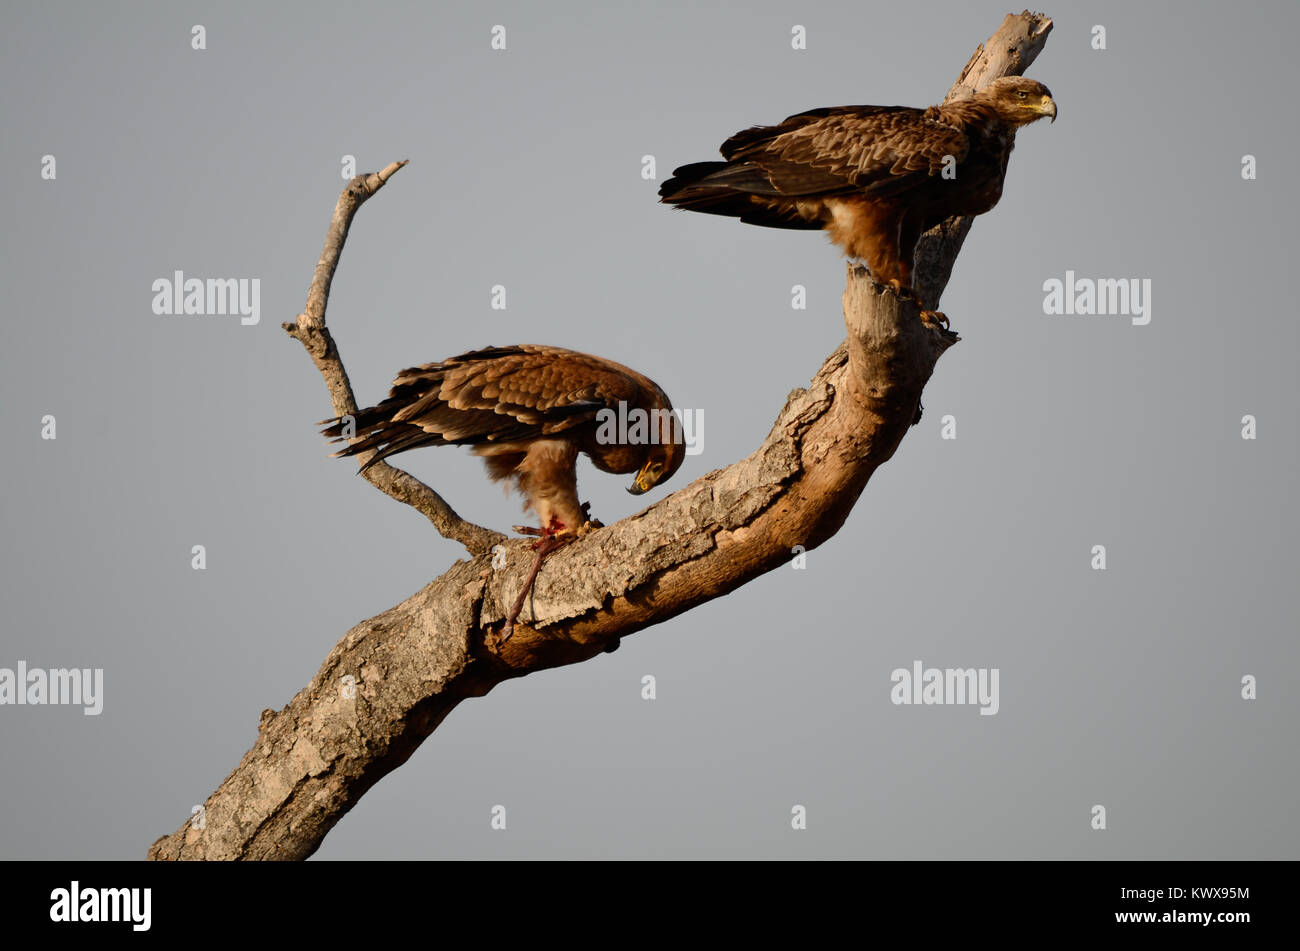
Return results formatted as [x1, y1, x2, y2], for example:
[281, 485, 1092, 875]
[1016, 90, 1027, 100]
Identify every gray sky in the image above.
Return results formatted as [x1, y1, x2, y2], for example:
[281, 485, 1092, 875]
[1, 0, 1296, 859]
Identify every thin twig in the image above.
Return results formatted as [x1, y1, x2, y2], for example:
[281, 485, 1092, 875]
[281, 161, 505, 555]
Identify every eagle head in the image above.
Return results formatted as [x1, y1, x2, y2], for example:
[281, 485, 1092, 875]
[627, 408, 687, 496]
[983, 76, 1057, 126]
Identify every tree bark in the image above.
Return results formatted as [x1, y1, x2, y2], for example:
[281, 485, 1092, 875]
[148, 11, 1052, 861]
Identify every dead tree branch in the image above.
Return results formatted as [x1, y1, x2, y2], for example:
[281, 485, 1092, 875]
[282, 160, 505, 556]
[148, 11, 1051, 861]
[914, 10, 1053, 309]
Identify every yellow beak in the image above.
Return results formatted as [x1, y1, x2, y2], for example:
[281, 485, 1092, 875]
[1040, 95, 1057, 122]
[627, 465, 654, 495]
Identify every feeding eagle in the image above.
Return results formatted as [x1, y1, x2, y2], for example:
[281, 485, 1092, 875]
[321, 345, 686, 640]
[320, 345, 685, 538]
[660, 76, 1056, 296]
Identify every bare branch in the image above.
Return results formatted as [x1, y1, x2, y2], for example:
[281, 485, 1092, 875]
[914, 11, 1054, 309]
[947, 10, 1054, 100]
[149, 12, 1048, 861]
[281, 160, 506, 556]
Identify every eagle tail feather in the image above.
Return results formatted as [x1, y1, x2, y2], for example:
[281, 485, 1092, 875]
[660, 161, 823, 230]
[347, 424, 441, 472]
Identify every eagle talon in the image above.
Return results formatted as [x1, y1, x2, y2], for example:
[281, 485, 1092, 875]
[515, 516, 572, 544]
[576, 503, 603, 534]
[920, 310, 950, 330]
[530, 528, 573, 552]
[881, 278, 924, 302]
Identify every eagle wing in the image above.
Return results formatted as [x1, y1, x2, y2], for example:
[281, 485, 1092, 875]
[322, 346, 657, 469]
[660, 106, 971, 217]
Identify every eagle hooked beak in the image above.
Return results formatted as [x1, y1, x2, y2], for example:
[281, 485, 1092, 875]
[627, 461, 656, 495]
[1040, 95, 1057, 123]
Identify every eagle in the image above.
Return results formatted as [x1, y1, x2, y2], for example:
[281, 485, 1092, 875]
[659, 76, 1056, 295]
[320, 345, 685, 538]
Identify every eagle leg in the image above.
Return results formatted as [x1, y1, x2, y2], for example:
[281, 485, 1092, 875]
[920, 310, 950, 330]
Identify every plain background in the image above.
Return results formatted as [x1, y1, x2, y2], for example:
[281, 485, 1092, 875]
[1, 0, 1296, 859]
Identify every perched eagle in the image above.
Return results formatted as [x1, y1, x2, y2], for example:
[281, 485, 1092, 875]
[320, 345, 685, 536]
[659, 76, 1056, 293]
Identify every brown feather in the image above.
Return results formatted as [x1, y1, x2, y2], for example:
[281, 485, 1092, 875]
[320, 345, 686, 532]
[661, 77, 1055, 290]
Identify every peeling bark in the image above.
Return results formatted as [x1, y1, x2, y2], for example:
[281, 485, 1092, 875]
[148, 12, 1052, 861]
